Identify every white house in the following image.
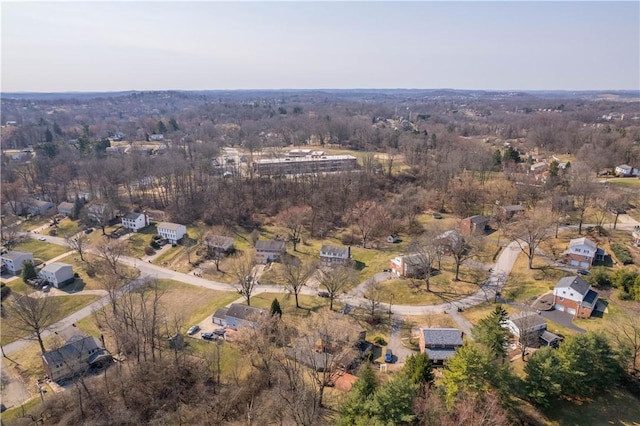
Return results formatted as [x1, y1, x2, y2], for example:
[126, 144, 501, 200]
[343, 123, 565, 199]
[39, 262, 74, 288]
[157, 222, 187, 244]
[530, 162, 548, 174]
[563, 237, 604, 269]
[1, 251, 34, 275]
[150, 134, 164, 141]
[505, 312, 547, 339]
[319, 244, 351, 267]
[213, 304, 267, 331]
[121, 211, 149, 232]
[615, 164, 639, 177]
[255, 240, 286, 264]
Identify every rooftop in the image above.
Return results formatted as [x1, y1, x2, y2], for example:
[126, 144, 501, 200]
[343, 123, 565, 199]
[123, 211, 144, 221]
[320, 244, 350, 257]
[569, 237, 597, 250]
[254, 154, 357, 165]
[555, 276, 590, 296]
[41, 262, 72, 273]
[157, 222, 185, 231]
[1, 250, 32, 261]
[226, 303, 267, 321]
[255, 240, 286, 251]
[42, 336, 105, 366]
[420, 327, 464, 346]
[508, 312, 547, 330]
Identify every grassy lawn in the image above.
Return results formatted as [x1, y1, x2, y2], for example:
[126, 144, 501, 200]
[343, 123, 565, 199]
[503, 253, 572, 304]
[13, 239, 69, 262]
[379, 265, 485, 305]
[606, 177, 640, 189]
[50, 253, 107, 291]
[0, 396, 44, 423]
[246, 292, 332, 318]
[541, 387, 640, 426]
[126, 225, 158, 257]
[1, 294, 102, 345]
[1, 277, 32, 293]
[56, 217, 79, 236]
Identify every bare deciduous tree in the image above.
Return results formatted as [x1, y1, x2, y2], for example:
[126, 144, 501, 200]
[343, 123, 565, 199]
[318, 266, 358, 310]
[505, 211, 553, 269]
[231, 254, 260, 306]
[5, 293, 59, 354]
[278, 255, 317, 309]
[65, 231, 89, 262]
[277, 205, 311, 252]
[362, 277, 384, 320]
[95, 239, 128, 277]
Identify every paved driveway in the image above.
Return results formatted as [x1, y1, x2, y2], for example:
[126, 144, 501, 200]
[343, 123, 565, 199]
[540, 310, 585, 333]
[386, 315, 417, 364]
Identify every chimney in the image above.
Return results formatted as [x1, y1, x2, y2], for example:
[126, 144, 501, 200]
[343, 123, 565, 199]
[144, 210, 149, 226]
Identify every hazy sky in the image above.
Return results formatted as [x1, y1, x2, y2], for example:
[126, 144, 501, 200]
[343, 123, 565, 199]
[2, 1, 639, 92]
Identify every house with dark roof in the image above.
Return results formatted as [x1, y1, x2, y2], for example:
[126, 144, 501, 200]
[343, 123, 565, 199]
[505, 312, 548, 346]
[121, 211, 149, 232]
[255, 240, 286, 264]
[418, 328, 464, 364]
[553, 276, 599, 318]
[24, 199, 56, 216]
[459, 215, 491, 236]
[42, 336, 112, 382]
[57, 201, 75, 217]
[390, 253, 424, 277]
[203, 235, 235, 253]
[319, 244, 351, 267]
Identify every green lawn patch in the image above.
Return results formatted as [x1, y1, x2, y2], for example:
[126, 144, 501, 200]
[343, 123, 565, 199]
[245, 292, 331, 318]
[13, 240, 69, 262]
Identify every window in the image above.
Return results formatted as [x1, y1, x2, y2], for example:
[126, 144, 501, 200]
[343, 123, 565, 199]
[559, 297, 564, 301]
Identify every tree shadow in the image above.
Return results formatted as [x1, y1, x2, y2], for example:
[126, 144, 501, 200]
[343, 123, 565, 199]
[60, 278, 86, 293]
[353, 260, 366, 271]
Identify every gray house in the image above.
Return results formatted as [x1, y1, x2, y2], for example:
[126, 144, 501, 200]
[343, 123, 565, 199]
[1, 251, 34, 275]
[42, 336, 111, 382]
[255, 240, 286, 264]
[213, 303, 267, 330]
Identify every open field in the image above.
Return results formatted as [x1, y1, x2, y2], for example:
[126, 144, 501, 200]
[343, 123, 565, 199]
[606, 177, 640, 189]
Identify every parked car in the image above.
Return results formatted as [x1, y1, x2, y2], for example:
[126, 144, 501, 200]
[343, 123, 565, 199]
[187, 325, 200, 335]
[41, 285, 50, 293]
[432, 213, 443, 219]
[201, 332, 215, 341]
[38, 237, 46, 241]
[577, 269, 590, 276]
[318, 291, 330, 298]
[84, 228, 94, 234]
[212, 328, 225, 336]
[385, 349, 393, 363]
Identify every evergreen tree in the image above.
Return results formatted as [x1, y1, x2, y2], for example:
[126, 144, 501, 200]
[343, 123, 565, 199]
[168, 117, 179, 131]
[269, 298, 282, 318]
[157, 120, 167, 134]
[339, 363, 378, 425]
[369, 374, 418, 425]
[472, 305, 511, 360]
[72, 195, 84, 220]
[44, 128, 53, 143]
[403, 352, 434, 385]
[493, 149, 502, 167]
[21, 260, 37, 281]
[52, 121, 63, 136]
[442, 343, 494, 405]
[524, 347, 563, 407]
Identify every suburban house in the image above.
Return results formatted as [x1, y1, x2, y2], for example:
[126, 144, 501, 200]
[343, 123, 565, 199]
[157, 222, 187, 244]
[255, 240, 286, 264]
[150, 133, 164, 141]
[436, 230, 462, 255]
[496, 204, 525, 221]
[1, 251, 34, 275]
[121, 211, 149, 233]
[212, 304, 268, 330]
[42, 336, 112, 382]
[530, 162, 548, 174]
[459, 215, 491, 236]
[552, 195, 575, 212]
[86, 202, 116, 223]
[39, 262, 74, 288]
[563, 237, 605, 269]
[418, 328, 464, 364]
[615, 164, 639, 177]
[203, 234, 235, 254]
[505, 312, 548, 346]
[319, 244, 351, 267]
[553, 276, 599, 318]
[57, 202, 74, 217]
[23, 199, 56, 216]
[390, 253, 424, 277]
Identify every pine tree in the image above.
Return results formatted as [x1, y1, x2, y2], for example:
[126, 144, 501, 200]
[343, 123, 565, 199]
[21, 260, 37, 281]
[270, 298, 282, 318]
[472, 305, 511, 360]
[403, 352, 434, 385]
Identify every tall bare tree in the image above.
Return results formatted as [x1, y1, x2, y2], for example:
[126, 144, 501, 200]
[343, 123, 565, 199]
[277, 205, 311, 252]
[65, 231, 89, 262]
[318, 266, 358, 310]
[410, 227, 442, 291]
[278, 255, 317, 309]
[362, 278, 384, 320]
[569, 164, 599, 235]
[505, 210, 553, 269]
[231, 254, 260, 306]
[5, 293, 59, 354]
[95, 239, 128, 277]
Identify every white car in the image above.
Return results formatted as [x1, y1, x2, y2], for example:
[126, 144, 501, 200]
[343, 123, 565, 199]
[38, 237, 46, 241]
[187, 325, 201, 335]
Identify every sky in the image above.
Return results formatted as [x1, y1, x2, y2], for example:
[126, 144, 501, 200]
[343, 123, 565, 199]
[1, 1, 639, 92]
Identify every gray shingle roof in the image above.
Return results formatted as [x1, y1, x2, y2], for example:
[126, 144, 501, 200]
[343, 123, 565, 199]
[424, 347, 459, 361]
[469, 215, 491, 224]
[421, 328, 464, 346]
[226, 303, 267, 321]
[1, 251, 32, 261]
[42, 336, 104, 366]
[204, 235, 234, 250]
[555, 276, 590, 296]
[503, 205, 525, 212]
[123, 211, 143, 221]
[320, 244, 350, 257]
[41, 262, 72, 274]
[255, 240, 286, 252]
[157, 222, 184, 231]
[509, 312, 547, 331]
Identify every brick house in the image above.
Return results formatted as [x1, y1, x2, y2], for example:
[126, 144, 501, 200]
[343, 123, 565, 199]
[390, 253, 424, 277]
[553, 276, 599, 318]
[418, 328, 464, 365]
[496, 204, 525, 221]
[563, 237, 605, 270]
[458, 215, 491, 236]
[319, 244, 351, 267]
